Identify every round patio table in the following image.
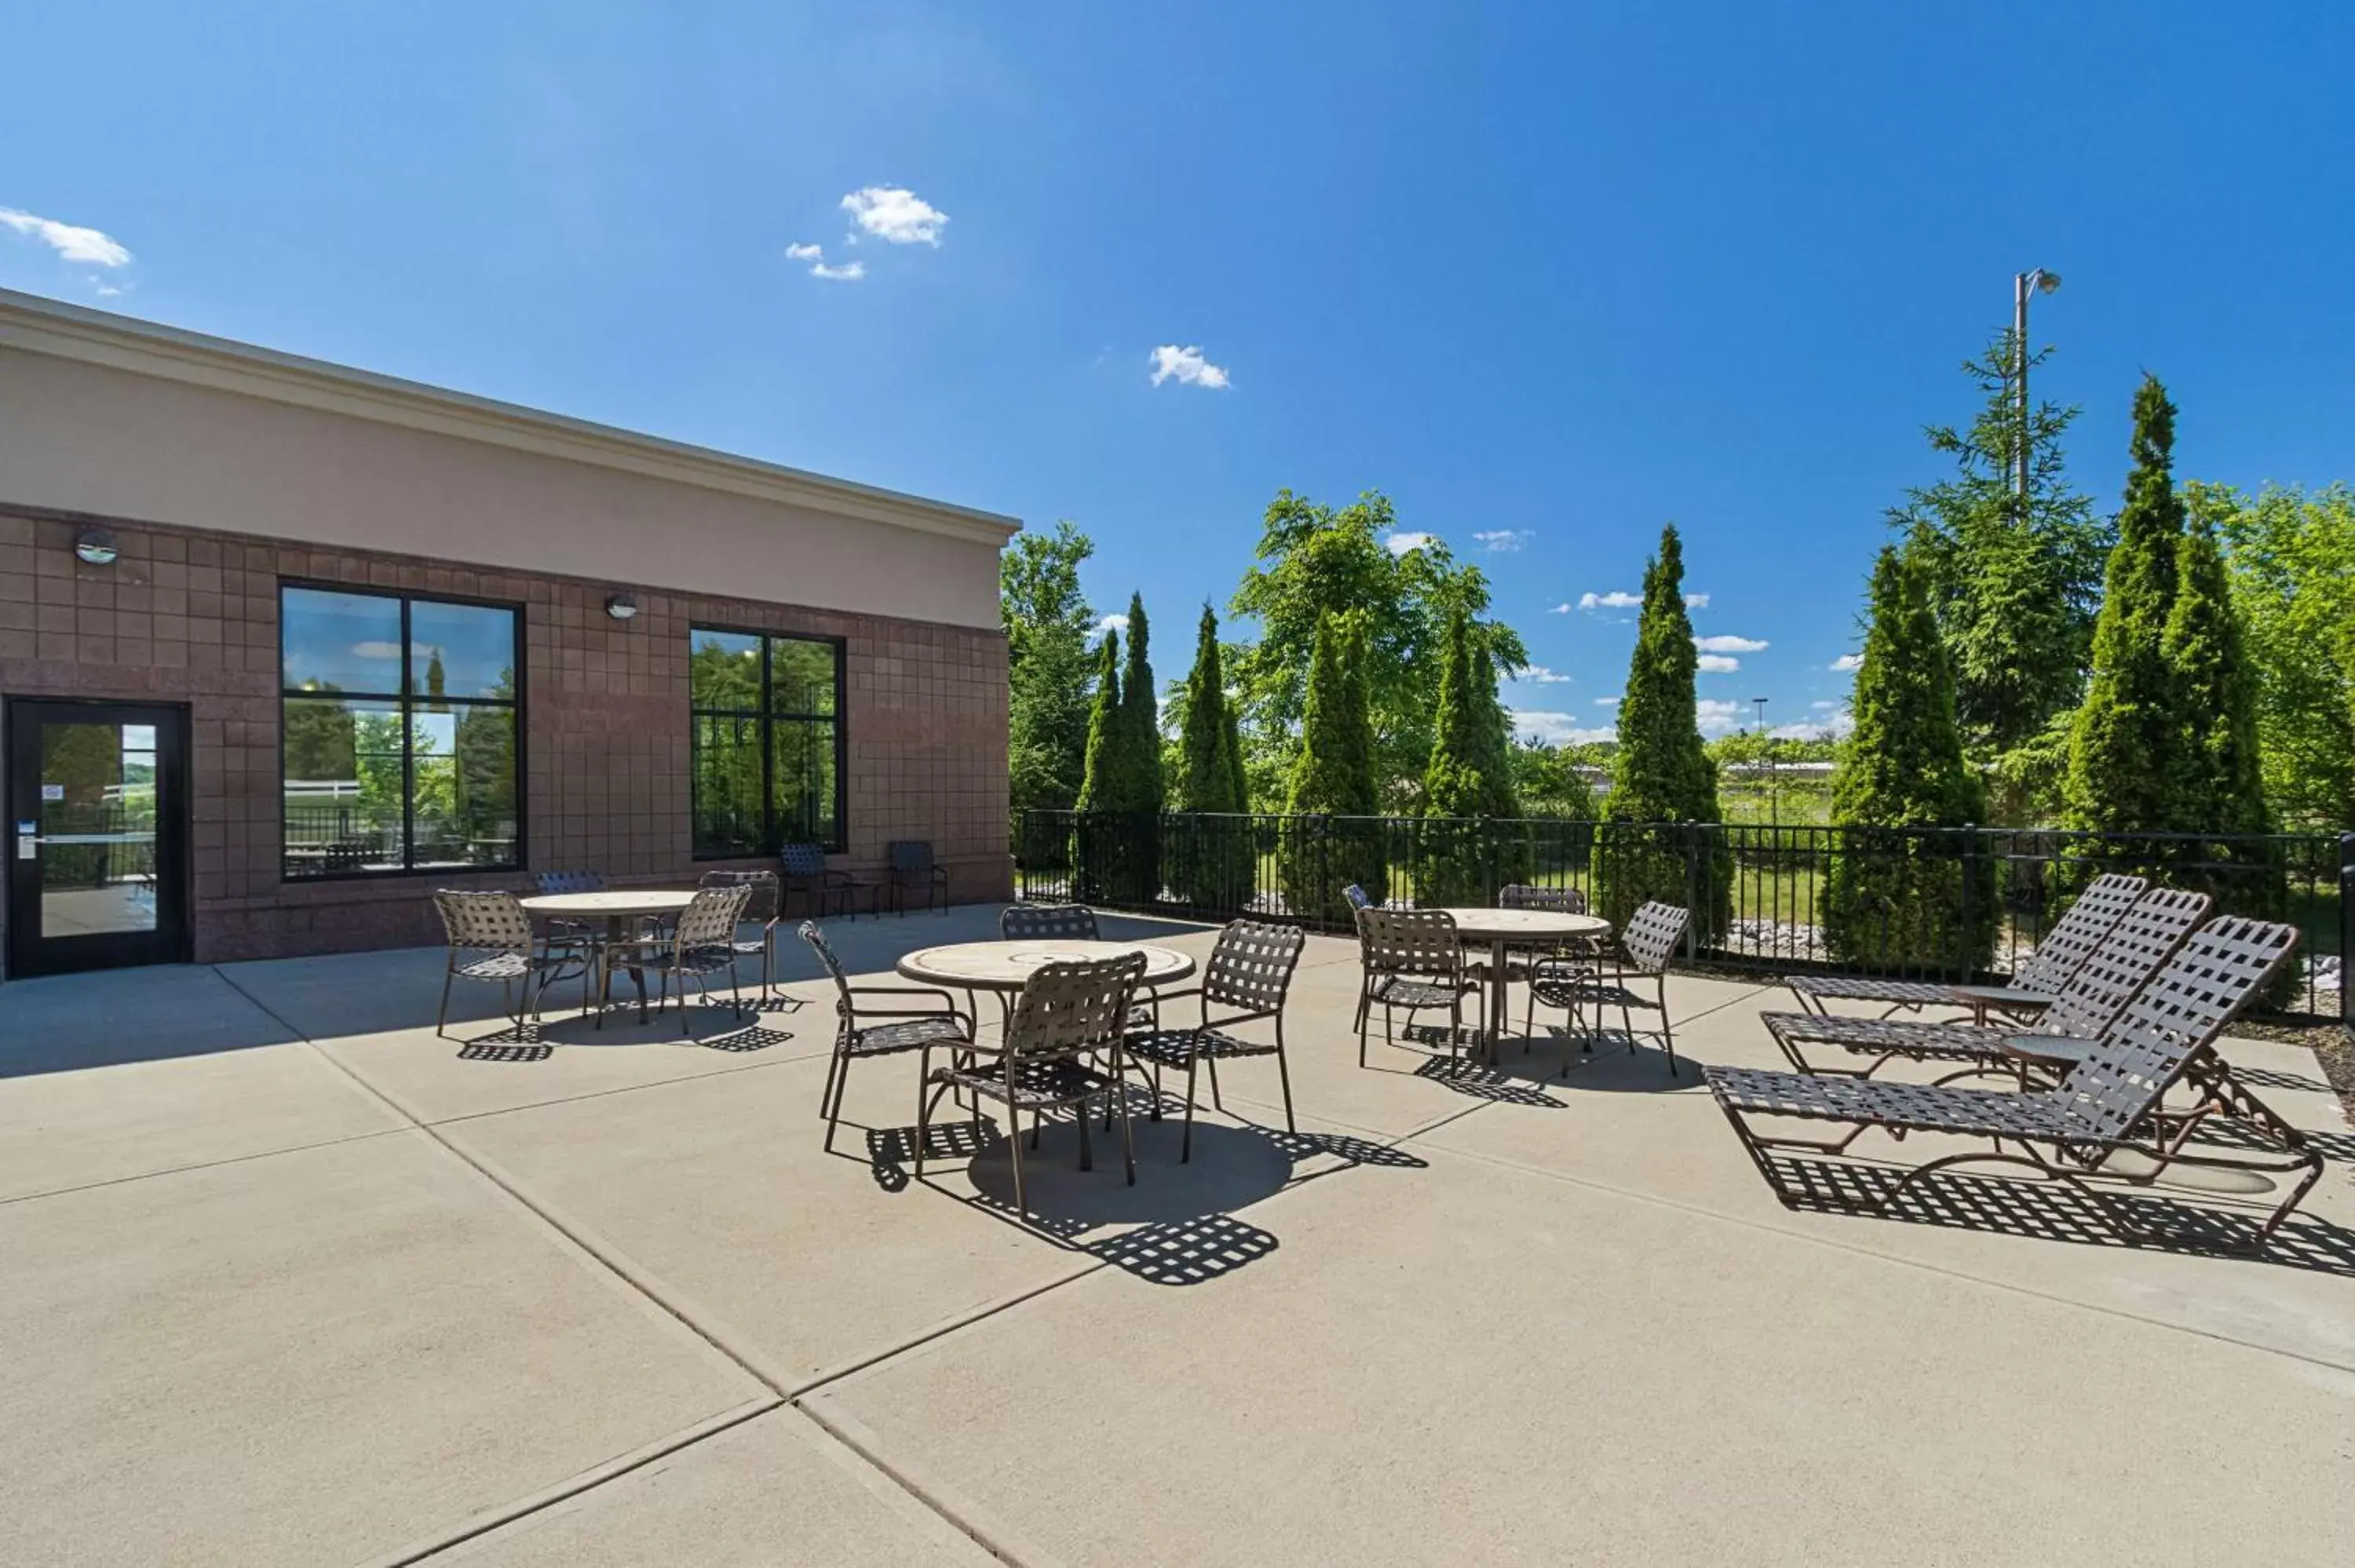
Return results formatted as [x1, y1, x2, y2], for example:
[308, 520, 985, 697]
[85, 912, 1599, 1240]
[1433, 907, 1612, 1062]
[520, 889, 696, 1022]
[896, 939, 1196, 996]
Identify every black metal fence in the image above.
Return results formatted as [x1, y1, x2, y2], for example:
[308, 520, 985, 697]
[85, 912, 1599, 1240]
[1014, 811, 2350, 1021]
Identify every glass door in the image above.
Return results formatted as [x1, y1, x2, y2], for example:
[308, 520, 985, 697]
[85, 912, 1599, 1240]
[5, 701, 192, 976]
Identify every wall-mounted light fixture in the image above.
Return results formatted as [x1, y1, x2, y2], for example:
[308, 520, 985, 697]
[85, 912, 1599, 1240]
[604, 591, 638, 622]
[73, 527, 119, 567]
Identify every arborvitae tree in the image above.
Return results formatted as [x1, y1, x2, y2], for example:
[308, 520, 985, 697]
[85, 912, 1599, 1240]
[1596, 524, 1729, 934]
[1072, 630, 1126, 900]
[1417, 614, 1528, 903]
[2065, 376, 2186, 841]
[1820, 544, 1997, 972]
[1115, 593, 1163, 902]
[1173, 603, 1254, 910]
[1278, 612, 1385, 922]
[2161, 510, 2287, 951]
[2163, 514, 2269, 837]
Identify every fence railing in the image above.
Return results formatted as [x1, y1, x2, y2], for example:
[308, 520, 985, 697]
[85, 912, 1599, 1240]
[1013, 810, 2350, 1021]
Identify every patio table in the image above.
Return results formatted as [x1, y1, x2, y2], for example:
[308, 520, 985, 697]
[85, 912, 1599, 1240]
[1431, 907, 1612, 1063]
[520, 889, 696, 1023]
[896, 939, 1196, 999]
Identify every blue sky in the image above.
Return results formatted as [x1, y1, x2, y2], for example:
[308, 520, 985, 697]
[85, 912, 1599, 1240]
[7, 2, 2350, 744]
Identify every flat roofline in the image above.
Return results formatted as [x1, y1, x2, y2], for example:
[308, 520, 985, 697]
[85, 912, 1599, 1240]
[0, 288, 1021, 549]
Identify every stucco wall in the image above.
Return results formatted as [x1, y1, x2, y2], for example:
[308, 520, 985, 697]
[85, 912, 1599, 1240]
[0, 345, 1008, 632]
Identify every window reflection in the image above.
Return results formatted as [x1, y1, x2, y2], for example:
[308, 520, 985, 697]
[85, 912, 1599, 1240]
[690, 628, 842, 855]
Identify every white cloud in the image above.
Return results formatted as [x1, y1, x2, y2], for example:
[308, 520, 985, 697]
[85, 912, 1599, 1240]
[1696, 654, 1741, 673]
[1830, 652, 1864, 672]
[1696, 698, 1743, 736]
[1545, 603, 1573, 614]
[0, 207, 131, 267]
[1594, 695, 1621, 707]
[1148, 344, 1230, 389]
[1578, 590, 1641, 611]
[1090, 613, 1128, 641]
[1382, 531, 1438, 556]
[1472, 529, 1534, 552]
[1694, 634, 1769, 653]
[1507, 664, 1572, 684]
[841, 186, 949, 246]
[1685, 593, 1711, 609]
[1809, 700, 1838, 711]
[1510, 709, 1617, 746]
[784, 241, 864, 280]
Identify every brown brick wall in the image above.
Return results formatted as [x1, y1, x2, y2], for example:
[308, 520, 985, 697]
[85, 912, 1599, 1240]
[0, 509, 1011, 967]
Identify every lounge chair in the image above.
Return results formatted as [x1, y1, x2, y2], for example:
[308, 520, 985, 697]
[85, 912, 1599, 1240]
[1710, 915, 2319, 1241]
[1781, 872, 2147, 1022]
[1758, 888, 2209, 1078]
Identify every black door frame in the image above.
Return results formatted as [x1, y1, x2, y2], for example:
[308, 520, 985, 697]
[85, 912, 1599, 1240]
[5, 698, 194, 978]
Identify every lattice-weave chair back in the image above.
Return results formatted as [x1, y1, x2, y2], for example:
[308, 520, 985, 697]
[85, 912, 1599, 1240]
[1620, 902, 1689, 973]
[1000, 903, 1101, 942]
[798, 920, 853, 1005]
[434, 890, 534, 955]
[889, 840, 936, 873]
[535, 870, 604, 895]
[673, 884, 751, 954]
[2011, 872, 2148, 994]
[2036, 888, 2210, 1040]
[2054, 915, 2298, 1143]
[780, 844, 827, 877]
[699, 869, 779, 921]
[1499, 883, 1587, 915]
[1358, 907, 1463, 978]
[1343, 883, 1373, 911]
[1203, 920, 1306, 1013]
[1005, 953, 1146, 1061]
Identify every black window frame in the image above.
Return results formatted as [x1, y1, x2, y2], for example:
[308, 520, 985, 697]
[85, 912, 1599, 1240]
[277, 581, 528, 882]
[688, 625, 848, 858]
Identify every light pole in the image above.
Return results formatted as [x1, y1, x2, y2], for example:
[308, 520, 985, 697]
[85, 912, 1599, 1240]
[1752, 697, 1773, 822]
[2013, 268, 2061, 512]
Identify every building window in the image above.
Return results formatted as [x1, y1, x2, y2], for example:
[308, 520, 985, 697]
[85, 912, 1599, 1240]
[689, 627, 843, 856]
[280, 585, 522, 878]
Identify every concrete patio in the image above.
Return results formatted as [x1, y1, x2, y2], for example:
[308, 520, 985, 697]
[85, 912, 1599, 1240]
[4, 906, 2352, 1566]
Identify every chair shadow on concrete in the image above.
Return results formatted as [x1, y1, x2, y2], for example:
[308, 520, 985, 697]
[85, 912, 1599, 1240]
[1762, 1153, 2355, 1278]
[451, 1010, 795, 1058]
[1410, 1054, 1568, 1108]
[860, 1085, 1426, 1282]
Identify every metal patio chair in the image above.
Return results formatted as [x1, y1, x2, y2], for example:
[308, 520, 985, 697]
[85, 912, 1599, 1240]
[598, 883, 754, 1035]
[1529, 899, 1689, 1076]
[1781, 872, 2147, 1022]
[801, 920, 976, 1154]
[698, 868, 782, 996]
[430, 889, 594, 1038]
[1493, 883, 1601, 1034]
[918, 951, 1147, 1217]
[780, 842, 866, 920]
[886, 840, 951, 915]
[1758, 888, 2211, 1080]
[1000, 902, 1158, 1029]
[1123, 920, 1307, 1160]
[1353, 907, 1485, 1071]
[1709, 915, 2319, 1242]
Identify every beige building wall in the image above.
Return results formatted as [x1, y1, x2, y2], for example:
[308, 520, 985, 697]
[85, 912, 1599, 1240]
[0, 291, 1013, 631]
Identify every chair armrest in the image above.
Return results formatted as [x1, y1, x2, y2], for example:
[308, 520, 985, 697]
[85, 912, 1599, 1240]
[849, 983, 965, 1010]
[1200, 1007, 1280, 1034]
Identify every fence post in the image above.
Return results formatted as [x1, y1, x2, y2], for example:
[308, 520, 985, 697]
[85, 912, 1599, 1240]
[2341, 833, 2353, 1032]
[1955, 823, 1976, 981]
[1681, 821, 1700, 962]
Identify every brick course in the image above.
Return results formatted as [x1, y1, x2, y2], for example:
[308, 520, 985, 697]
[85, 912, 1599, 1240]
[0, 509, 1010, 967]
